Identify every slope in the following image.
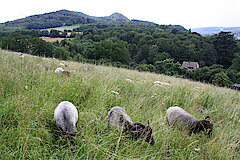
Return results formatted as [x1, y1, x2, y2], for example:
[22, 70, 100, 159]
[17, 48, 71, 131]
[0, 50, 239, 159]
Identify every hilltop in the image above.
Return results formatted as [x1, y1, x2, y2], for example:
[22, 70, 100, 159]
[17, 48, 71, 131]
[0, 49, 239, 159]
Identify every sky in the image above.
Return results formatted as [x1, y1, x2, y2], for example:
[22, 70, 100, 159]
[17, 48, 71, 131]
[0, 0, 240, 29]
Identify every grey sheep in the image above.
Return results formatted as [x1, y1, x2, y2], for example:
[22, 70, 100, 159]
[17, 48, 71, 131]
[166, 106, 213, 136]
[106, 106, 155, 145]
[54, 101, 78, 136]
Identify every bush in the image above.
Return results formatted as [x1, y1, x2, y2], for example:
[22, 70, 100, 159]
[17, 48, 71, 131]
[212, 71, 233, 87]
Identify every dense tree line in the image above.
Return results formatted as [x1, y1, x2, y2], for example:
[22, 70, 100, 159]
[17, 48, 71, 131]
[0, 23, 239, 88]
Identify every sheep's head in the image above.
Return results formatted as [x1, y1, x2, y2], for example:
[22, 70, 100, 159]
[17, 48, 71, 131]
[130, 121, 155, 145]
[67, 131, 77, 137]
[195, 116, 213, 136]
[203, 116, 213, 136]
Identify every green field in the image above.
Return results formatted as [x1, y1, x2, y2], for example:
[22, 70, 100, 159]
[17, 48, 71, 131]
[0, 50, 239, 159]
[42, 25, 80, 31]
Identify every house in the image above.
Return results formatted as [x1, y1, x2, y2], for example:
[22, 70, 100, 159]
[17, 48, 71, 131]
[181, 61, 199, 70]
[230, 83, 240, 90]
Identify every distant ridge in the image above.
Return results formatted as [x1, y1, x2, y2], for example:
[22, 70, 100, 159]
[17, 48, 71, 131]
[1, 10, 130, 30]
[0, 9, 186, 31]
[192, 26, 240, 37]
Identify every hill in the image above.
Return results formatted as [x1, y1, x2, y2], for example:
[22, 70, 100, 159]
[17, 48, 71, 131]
[0, 49, 239, 159]
[2, 10, 96, 30]
[0, 9, 186, 32]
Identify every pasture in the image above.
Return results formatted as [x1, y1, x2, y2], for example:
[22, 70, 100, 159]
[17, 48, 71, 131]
[0, 50, 239, 159]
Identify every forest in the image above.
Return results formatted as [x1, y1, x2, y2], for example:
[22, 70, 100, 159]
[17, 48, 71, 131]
[0, 22, 239, 87]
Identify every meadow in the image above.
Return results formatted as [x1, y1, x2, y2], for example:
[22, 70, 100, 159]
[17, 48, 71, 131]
[0, 49, 239, 159]
[42, 25, 80, 32]
[40, 37, 73, 42]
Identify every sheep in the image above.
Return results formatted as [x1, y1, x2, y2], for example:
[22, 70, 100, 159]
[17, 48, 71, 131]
[54, 67, 64, 74]
[127, 121, 155, 145]
[106, 106, 155, 145]
[166, 106, 213, 136]
[106, 106, 133, 130]
[54, 101, 78, 136]
[54, 67, 70, 76]
[36, 64, 49, 71]
[154, 81, 172, 86]
[58, 63, 67, 67]
[19, 53, 24, 58]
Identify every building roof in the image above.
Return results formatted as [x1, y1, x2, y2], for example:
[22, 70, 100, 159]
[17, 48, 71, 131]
[231, 83, 240, 88]
[181, 61, 199, 69]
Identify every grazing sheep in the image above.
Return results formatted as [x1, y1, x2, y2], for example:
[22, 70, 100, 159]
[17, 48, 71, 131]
[54, 67, 64, 74]
[58, 63, 67, 67]
[106, 106, 155, 145]
[154, 81, 172, 86]
[54, 67, 70, 76]
[54, 101, 78, 136]
[19, 53, 24, 58]
[36, 64, 49, 71]
[106, 106, 133, 130]
[166, 106, 213, 136]
[127, 121, 155, 145]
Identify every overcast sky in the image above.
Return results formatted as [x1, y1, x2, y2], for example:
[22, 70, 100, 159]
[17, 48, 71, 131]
[0, 0, 239, 29]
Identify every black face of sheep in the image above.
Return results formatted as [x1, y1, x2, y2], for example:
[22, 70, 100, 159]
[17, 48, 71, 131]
[129, 122, 155, 145]
[191, 116, 213, 136]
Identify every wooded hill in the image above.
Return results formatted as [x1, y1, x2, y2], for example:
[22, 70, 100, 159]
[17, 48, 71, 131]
[0, 10, 185, 32]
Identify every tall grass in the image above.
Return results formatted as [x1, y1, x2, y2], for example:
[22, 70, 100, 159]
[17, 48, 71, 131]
[0, 50, 239, 159]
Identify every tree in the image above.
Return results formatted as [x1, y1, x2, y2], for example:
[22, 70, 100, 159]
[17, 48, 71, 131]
[94, 38, 131, 64]
[230, 53, 240, 71]
[191, 65, 225, 83]
[153, 52, 171, 63]
[211, 32, 238, 68]
[148, 45, 159, 64]
[154, 58, 182, 76]
[52, 46, 70, 60]
[212, 72, 233, 87]
[136, 64, 156, 72]
[134, 44, 149, 64]
[199, 42, 217, 67]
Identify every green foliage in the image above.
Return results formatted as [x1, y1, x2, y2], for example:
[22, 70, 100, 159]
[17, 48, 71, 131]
[94, 38, 131, 64]
[191, 65, 225, 83]
[212, 71, 233, 87]
[154, 59, 184, 76]
[210, 32, 238, 68]
[153, 52, 171, 63]
[136, 64, 156, 72]
[230, 53, 240, 71]
[52, 46, 71, 60]
[212, 72, 233, 87]
[3, 10, 96, 30]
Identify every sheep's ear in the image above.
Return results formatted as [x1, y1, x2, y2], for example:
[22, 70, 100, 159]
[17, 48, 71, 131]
[205, 116, 211, 120]
[205, 116, 213, 124]
[147, 120, 150, 126]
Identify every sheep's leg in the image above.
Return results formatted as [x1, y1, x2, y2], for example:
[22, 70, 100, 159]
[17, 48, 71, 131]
[107, 122, 110, 131]
[166, 117, 170, 126]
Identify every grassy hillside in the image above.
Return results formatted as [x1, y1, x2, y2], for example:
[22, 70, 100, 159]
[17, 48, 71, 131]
[0, 50, 239, 159]
[42, 25, 81, 32]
